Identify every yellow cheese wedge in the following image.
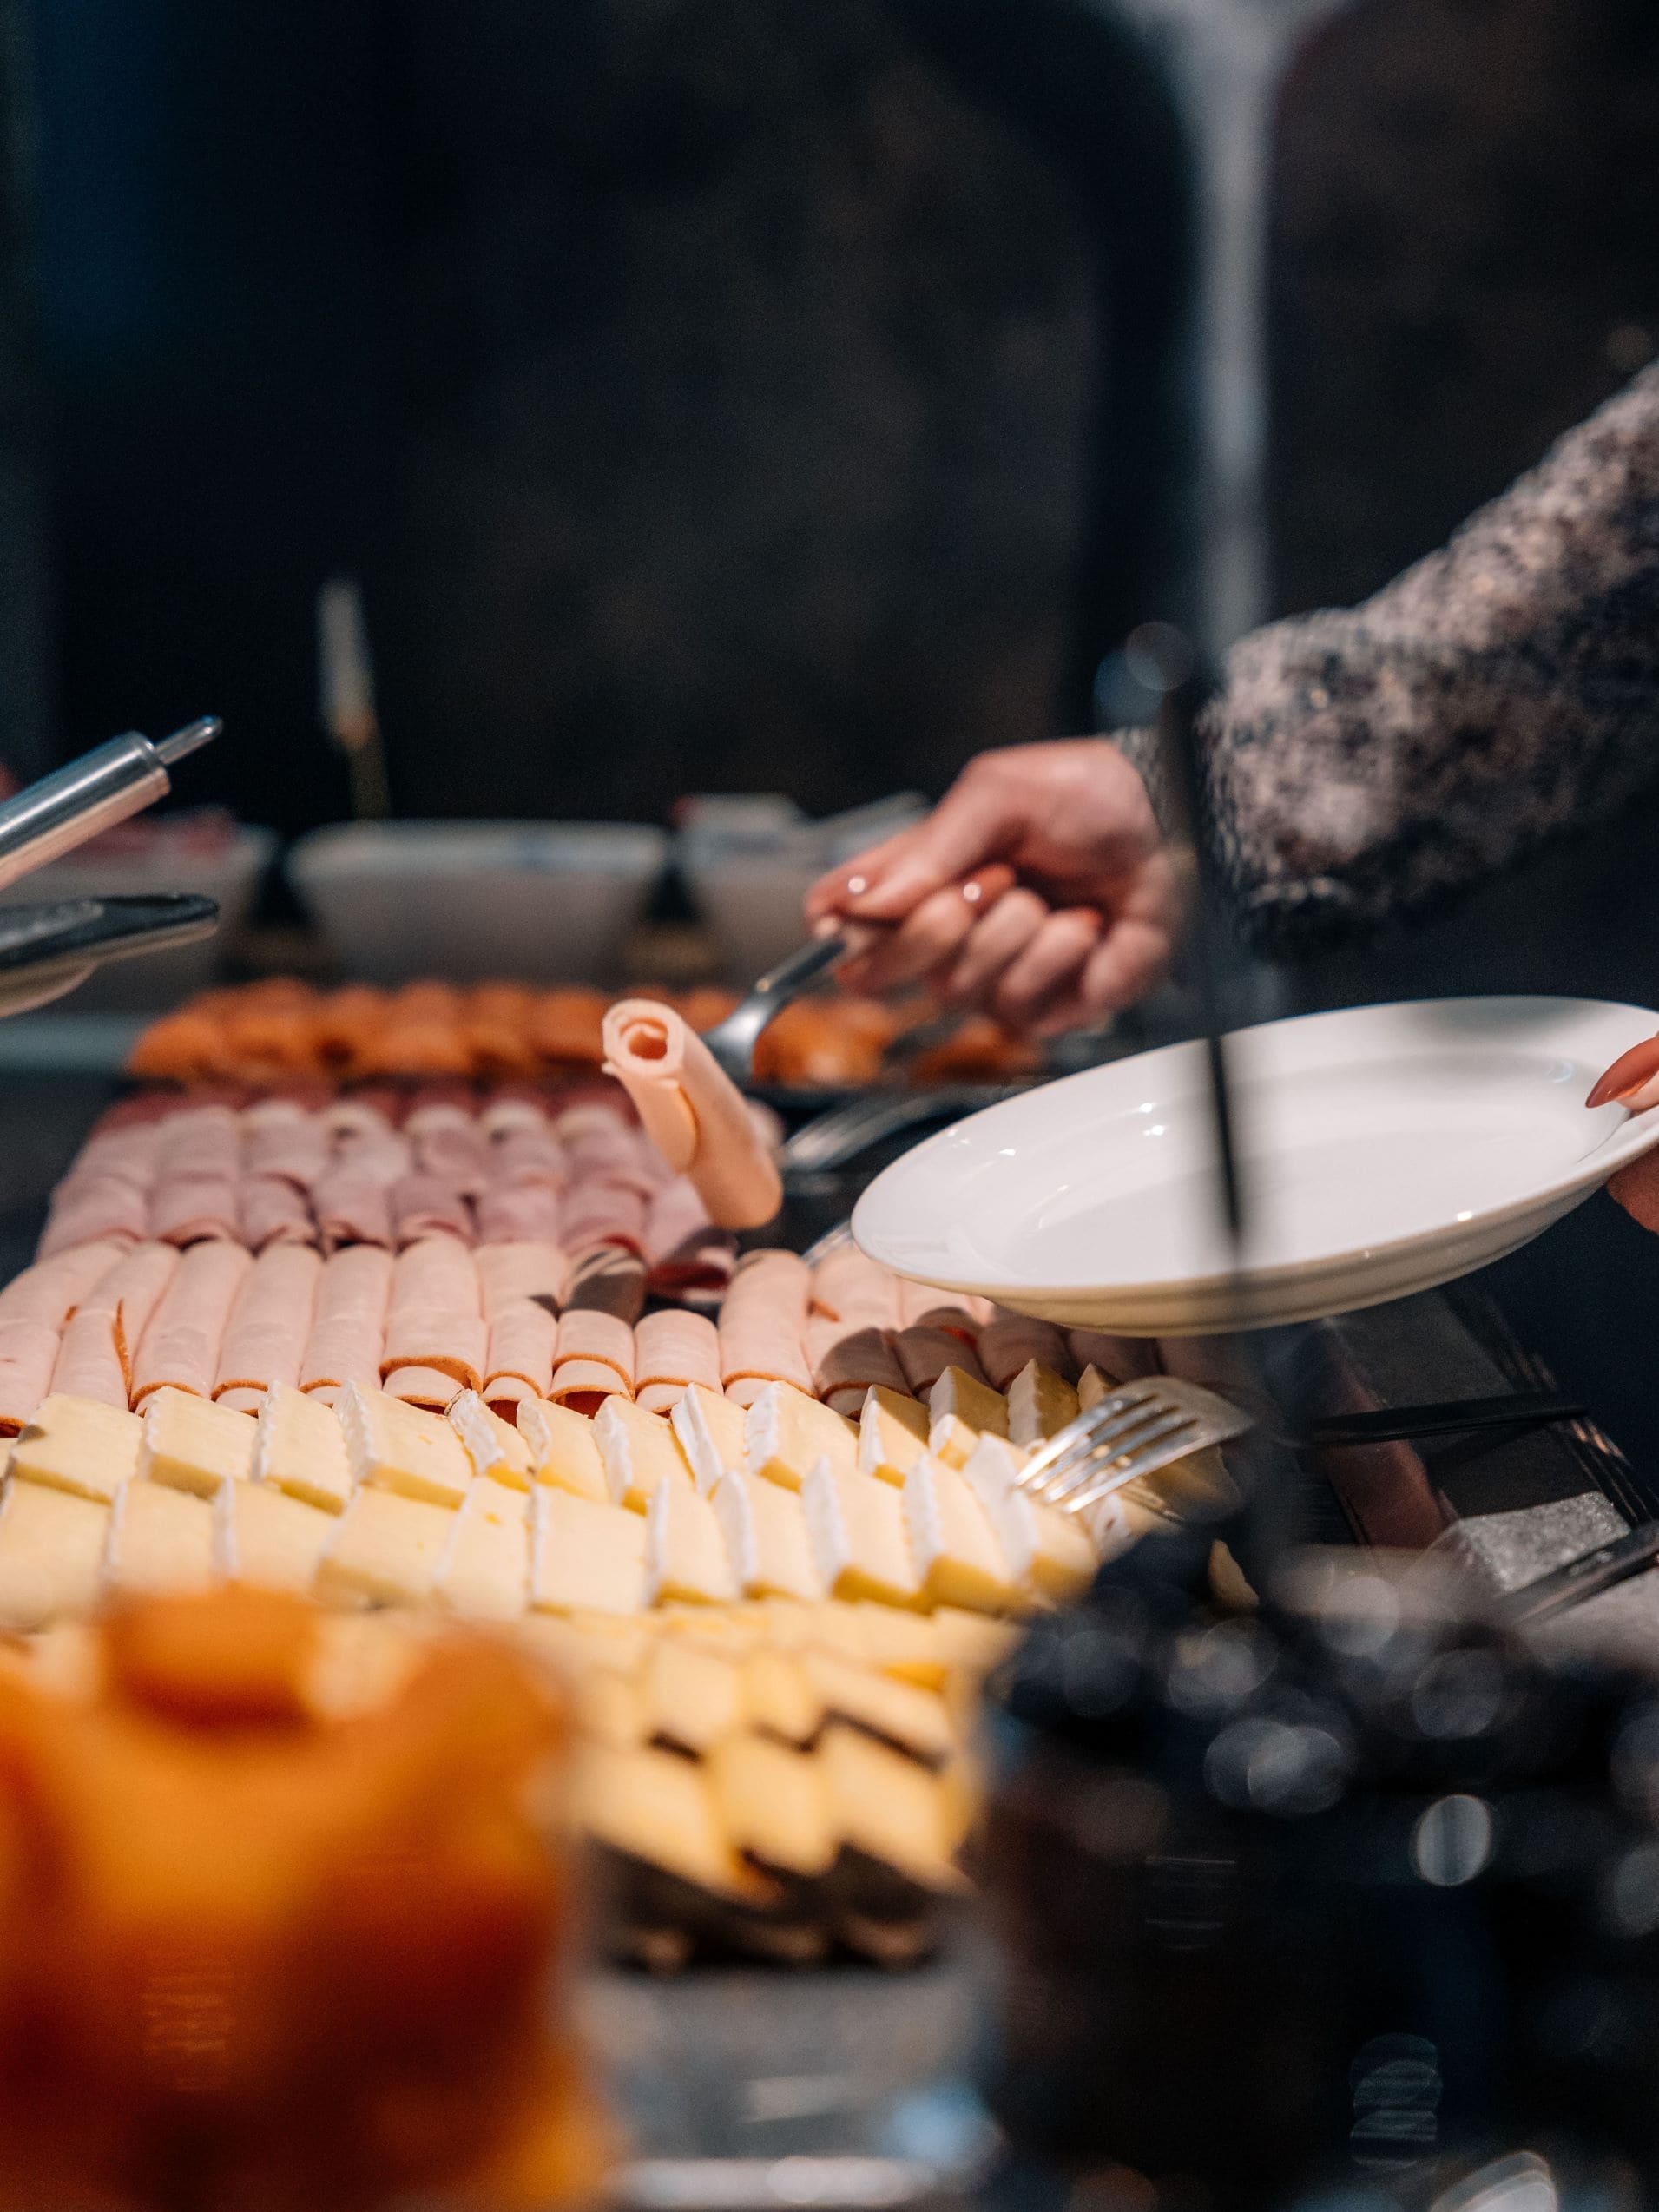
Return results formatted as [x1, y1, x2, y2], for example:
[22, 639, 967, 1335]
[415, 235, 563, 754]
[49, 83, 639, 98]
[802, 1458, 925, 1609]
[8, 1393, 143, 1504]
[577, 1668, 649, 1750]
[447, 1388, 534, 1489]
[710, 1470, 823, 1602]
[642, 1636, 745, 1754]
[578, 1742, 768, 1902]
[215, 1478, 334, 1594]
[645, 1477, 740, 1605]
[904, 1454, 1024, 1613]
[106, 1479, 217, 1596]
[140, 1386, 258, 1498]
[434, 1475, 530, 1619]
[315, 1485, 454, 1606]
[517, 1395, 609, 1503]
[931, 1606, 1022, 1675]
[741, 1645, 824, 1747]
[708, 1734, 836, 1878]
[820, 1722, 966, 1891]
[1076, 1363, 1113, 1411]
[800, 1649, 956, 1766]
[338, 1382, 472, 1508]
[746, 1382, 858, 1492]
[670, 1380, 748, 1496]
[928, 1365, 1009, 1444]
[852, 1603, 951, 1690]
[926, 1414, 986, 1472]
[593, 1396, 695, 1514]
[252, 1381, 352, 1511]
[529, 1485, 647, 1615]
[858, 1386, 930, 1486]
[0, 1478, 109, 1628]
[962, 1432, 1096, 1603]
[1007, 1359, 1080, 1447]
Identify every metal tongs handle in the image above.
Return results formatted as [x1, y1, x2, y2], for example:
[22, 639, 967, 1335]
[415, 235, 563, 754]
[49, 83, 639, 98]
[0, 718, 221, 897]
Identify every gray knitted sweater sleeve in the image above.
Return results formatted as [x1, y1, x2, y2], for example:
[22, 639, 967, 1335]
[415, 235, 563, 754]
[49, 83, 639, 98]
[1117, 363, 1659, 951]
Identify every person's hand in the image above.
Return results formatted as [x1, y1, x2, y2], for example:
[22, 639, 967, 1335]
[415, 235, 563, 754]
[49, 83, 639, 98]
[804, 739, 1181, 1035]
[1589, 1034, 1659, 1228]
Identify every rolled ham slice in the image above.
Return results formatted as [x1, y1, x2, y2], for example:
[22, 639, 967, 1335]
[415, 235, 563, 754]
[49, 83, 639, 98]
[242, 1103, 330, 1189]
[313, 1167, 393, 1253]
[0, 1241, 130, 1330]
[557, 1177, 647, 1257]
[75, 1116, 164, 1190]
[892, 1326, 984, 1396]
[0, 1319, 65, 1432]
[36, 1170, 148, 1259]
[546, 1358, 629, 1414]
[643, 1178, 736, 1300]
[634, 1308, 721, 1414]
[718, 1248, 813, 1404]
[391, 1173, 474, 1248]
[214, 1242, 324, 1400]
[976, 1313, 1076, 1392]
[807, 1316, 908, 1414]
[130, 1240, 253, 1403]
[381, 1233, 486, 1388]
[602, 1000, 782, 1230]
[552, 1308, 634, 1387]
[475, 1182, 563, 1245]
[1067, 1328, 1158, 1382]
[156, 1103, 240, 1183]
[898, 1279, 992, 1333]
[483, 1301, 558, 1415]
[474, 1241, 567, 1316]
[555, 1112, 662, 1199]
[238, 1175, 317, 1251]
[48, 1241, 180, 1408]
[491, 1124, 568, 1190]
[810, 1245, 904, 1330]
[479, 1094, 548, 1140]
[409, 1104, 491, 1196]
[385, 1364, 463, 1411]
[148, 1174, 239, 1247]
[300, 1244, 393, 1396]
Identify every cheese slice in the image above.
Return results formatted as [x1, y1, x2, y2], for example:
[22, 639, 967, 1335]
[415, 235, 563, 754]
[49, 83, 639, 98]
[315, 1485, 454, 1606]
[215, 1478, 334, 1594]
[929, 1364, 1009, 1443]
[1007, 1359, 1080, 1447]
[594, 1397, 695, 1514]
[927, 1415, 986, 1472]
[140, 1387, 258, 1498]
[670, 1380, 748, 1496]
[529, 1486, 647, 1616]
[800, 1649, 956, 1766]
[904, 1453, 1024, 1613]
[708, 1734, 835, 1878]
[747, 1382, 858, 1492]
[645, 1478, 739, 1605]
[577, 1668, 649, 1750]
[932, 1606, 1022, 1676]
[801, 1457, 925, 1609]
[517, 1395, 609, 1503]
[858, 1386, 929, 1487]
[962, 1432, 1096, 1603]
[8, 1393, 143, 1504]
[852, 1603, 951, 1690]
[1076, 1363, 1113, 1412]
[0, 1479, 110, 1628]
[578, 1742, 767, 1903]
[434, 1476, 530, 1619]
[741, 1645, 824, 1747]
[820, 1722, 966, 1891]
[252, 1382, 352, 1512]
[642, 1636, 745, 1754]
[711, 1471, 822, 1602]
[338, 1382, 472, 1508]
[106, 1480, 217, 1596]
[447, 1389, 534, 1489]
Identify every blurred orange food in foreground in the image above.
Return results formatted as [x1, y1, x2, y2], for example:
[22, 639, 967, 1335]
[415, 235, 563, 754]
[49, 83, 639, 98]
[0, 1589, 606, 2212]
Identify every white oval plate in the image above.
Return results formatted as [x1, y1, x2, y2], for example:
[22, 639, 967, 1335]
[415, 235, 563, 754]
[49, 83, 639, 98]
[852, 997, 1659, 1335]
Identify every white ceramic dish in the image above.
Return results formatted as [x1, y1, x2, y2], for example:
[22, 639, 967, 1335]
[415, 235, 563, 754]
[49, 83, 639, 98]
[852, 996, 1659, 1334]
[289, 820, 668, 984]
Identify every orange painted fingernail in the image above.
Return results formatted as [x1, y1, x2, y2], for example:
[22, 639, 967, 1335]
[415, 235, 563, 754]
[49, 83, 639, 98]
[1587, 1033, 1659, 1109]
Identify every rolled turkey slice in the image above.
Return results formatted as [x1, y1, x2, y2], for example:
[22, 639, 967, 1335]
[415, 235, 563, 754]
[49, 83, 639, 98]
[490, 1124, 568, 1190]
[300, 1244, 393, 1396]
[155, 1103, 240, 1182]
[643, 1178, 736, 1299]
[390, 1173, 474, 1248]
[634, 1308, 721, 1415]
[148, 1174, 239, 1247]
[475, 1182, 563, 1246]
[602, 1000, 782, 1230]
[556, 1113, 662, 1199]
[807, 1315, 908, 1415]
[557, 1177, 646, 1258]
[130, 1240, 253, 1404]
[1067, 1327, 1158, 1382]
[381, 1233, 486, 1387]
[474, 1241, 568, 1317]
[410, 1105, 491, 1196]
[48, 1242, 180, 1407]
[384, 1364, 463, 1412]
[718, 1248, 813, 1401]
[546, 1357, 630, 1415]
[899, 1278, 992, 1333]
[238, 1174, 317, 1252]
[0, 1241, 130, 1331]
[553, 1308, 634, 1387]
[810, 1244, 905, 1330]
[483, 1300, 558, 1415]
[0, 1318, 66, 1432]
[242, 1103, 330, 1188]
[977, 1313, 1076, 1392]
[37, 1171, 148, 1260]
[213, 1242, 325, 1401]
[313, 1167, 393, 1254]
[892, 1326, 985, 1397]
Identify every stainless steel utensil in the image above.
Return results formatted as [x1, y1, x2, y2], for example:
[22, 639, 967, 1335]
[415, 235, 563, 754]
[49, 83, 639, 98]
[701, 935, 849, 1083]
[0, 717, 221, 895]
[778, 1086, 1029, 1177]
[1015, 1374, 1254, 1516]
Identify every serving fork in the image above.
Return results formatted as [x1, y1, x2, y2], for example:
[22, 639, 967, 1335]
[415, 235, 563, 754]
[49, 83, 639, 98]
[701, 937, 850, 1085]
[1017, 1373, 1254, 1517]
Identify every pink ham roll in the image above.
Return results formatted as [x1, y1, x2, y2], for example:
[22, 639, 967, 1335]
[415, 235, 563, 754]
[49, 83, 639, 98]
[0, 1321, 66, 1432]
[718, 1248, 813, 1406]
[1068, 1328, 1159, 1382]
[643, 1179, 736, 1300]
[239, 1175, 317, 1251]
[474, 1241, 567, 1316]
[807, 1315, 909, 1415]
[213, 1242, 324, 1402]
[36, 1170, 148, 1260]
[409, 1103, 491, 1196]
[475, 1182, 563, 1246]
[242, 1101, 330, 1189]
[602, 1001, 782, 1230]
[381, 1233, 486, 1388]
[892, 1326, 985, 1396]
[558, 1177, 647, 1258]
[549, 1308, 634, 1412]
[491, 1123, 568, 1190]
[385, 1365, 464, 1412]
[313, 1167, 394, 1254]
[898, 1278, 992, 1332]
[49, 1242, 181, 1408]
[390, 1173, 474, 1248]
[554, 1109, 662, 1199]
[810, 1244, 905, 1330]
[75, 1113, 164, 1190]
[483, 1303, 558, 1415]
[130, 1240, 253, 1404]
[156, 1103, 240, 1182]
[148, 1174, 239, 1247]
[634, 1308, 721, 1414]
[976, 1313, 1077, 1392]
[0, 1241, 130, 1330]
[300, 1244, 393, 1397]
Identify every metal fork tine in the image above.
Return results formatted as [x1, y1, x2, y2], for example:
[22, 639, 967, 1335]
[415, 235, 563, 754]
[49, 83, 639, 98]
[1014, 1373, 1254, 1519]
[1024, 1411, 1182, 1502]
[1057, 1421, 1218, 1515]
[1042, 1412, 1202, 1508]
[1018, 1381, 1160, 1481]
